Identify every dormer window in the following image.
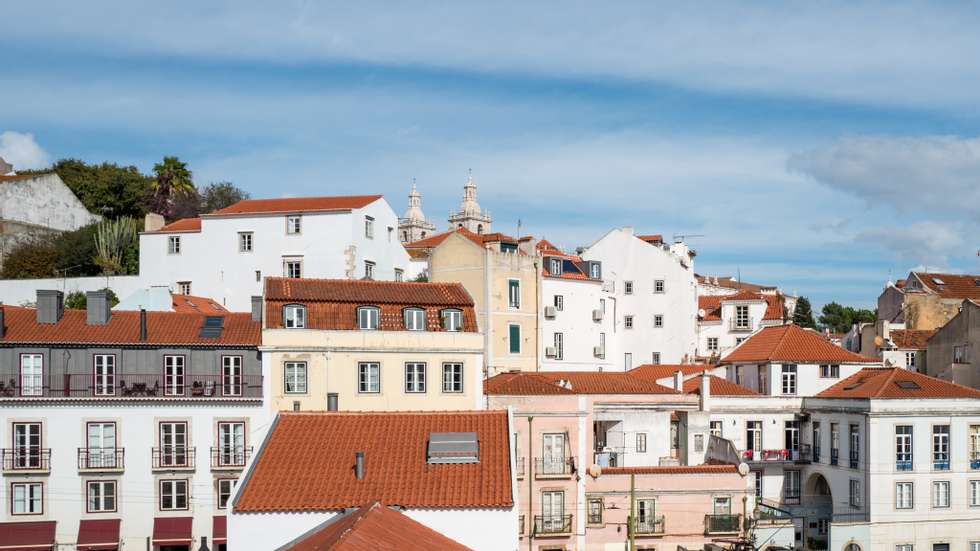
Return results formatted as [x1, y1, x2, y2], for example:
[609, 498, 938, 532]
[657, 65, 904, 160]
[550, 258, 562, 275]
[404, 308, 426, 331]
[358, 306, 380, 330]
[590, 263, 601, 279]
[442, 309, 463, 332]
[283, 304, 306, 329]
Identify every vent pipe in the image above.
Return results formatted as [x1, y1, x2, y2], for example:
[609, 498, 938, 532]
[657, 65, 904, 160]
[250, 296, 263, 323]
[355, 451, 365, 480]
[139, 308, 148, 341]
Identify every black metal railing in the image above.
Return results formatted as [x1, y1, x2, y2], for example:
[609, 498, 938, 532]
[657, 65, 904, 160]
[152, 446, 196, 469]
[830, 448, 839, 465]
[796, 443, 812, 463]
[1, 448, 51, 471]
[534, 457, 574, 477]
[534, 514, 572, 535]
[632, 515, 665, 535]
[78, 448, 125, 470]
[705, 513, 741, 534]
[933, 453, 950, 471]
[729, 318, 754, 331]
[0, 374, 263, 398]
[210, 446, 253, 469]
[849, 450, 859, 469]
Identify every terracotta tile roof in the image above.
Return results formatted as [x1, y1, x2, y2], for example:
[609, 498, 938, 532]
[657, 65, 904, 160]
[696, 275, 778, 293]
[264, 277, 477, 332]
[682, 374, 759, 396]
[148, 217, 201, 233]
[698, 292, 785, 322]
[403, 228, 481, 249]
[406, 248, 430, 260]
[484, 371, 678, 395]
[601, 464, 738, 475]
[637, 234, 664, 244]
[0, 306, 259, 346]
[911, 272, 980, 300]
[629, 364, 713, 381]
[170, 294, 227, 315]
[721, 324, 878, 364]
[233, 411, 513, 512]
[888, 329, 936, 349]
[208, 195, 382, 216]
[279, 501, 472, 551]
[816, 368, 980, 399]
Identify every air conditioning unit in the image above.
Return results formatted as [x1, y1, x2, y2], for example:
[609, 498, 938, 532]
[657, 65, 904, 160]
[593, 346, 604, 357]
[544, 306, 557, 319]
[545, 346, 557, 358]
[592, 309, 603, 321]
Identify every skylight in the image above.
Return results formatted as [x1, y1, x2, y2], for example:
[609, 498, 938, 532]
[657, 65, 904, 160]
[895, 380, 921, 390]
[199, 315, 225, 337]
[843, 381, 865, 391]
[427, 432, 479, 464]
[932, 277, 945, 285]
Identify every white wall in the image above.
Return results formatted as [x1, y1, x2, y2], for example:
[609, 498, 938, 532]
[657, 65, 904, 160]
[0, 174, 100, 231]
[540, 278, 616, 371]
[0, 275, 143, 306]
[725, 362, 870, 397]
[697, 298, 776, 357]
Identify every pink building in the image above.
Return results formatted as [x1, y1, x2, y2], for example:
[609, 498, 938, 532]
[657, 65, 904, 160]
[485, 371, 751, 550]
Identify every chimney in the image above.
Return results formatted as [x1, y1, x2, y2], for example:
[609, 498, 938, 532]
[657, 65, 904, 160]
[250, 296, 263, 323]
[86, 290, 111, 325]
[327, 393, 339, 411]
[139, 308, 148, 341]
[36, 290, 64, 324]
[700, 374, 711, 410]
[621, 226, 634, 235]
[0, 303, 5, 338]
[144, 212, 165, 232]
[673, 370, 684, 392]
[354, 451, 365, 480]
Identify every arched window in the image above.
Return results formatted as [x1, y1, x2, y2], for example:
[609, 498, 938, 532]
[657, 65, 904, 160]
[403, 307, 426, 331]
[477, 224, 484, 234]
[441, 309, 463, 332]
[421, 231, 427, 238]
[357, 306, 380, 330]
[283, 304, 306, 329]
[844, 544, 861, 551]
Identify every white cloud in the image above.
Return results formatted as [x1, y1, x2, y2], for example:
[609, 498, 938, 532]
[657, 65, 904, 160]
[854, 221, 965, 267]
[0, 131, 50, 171]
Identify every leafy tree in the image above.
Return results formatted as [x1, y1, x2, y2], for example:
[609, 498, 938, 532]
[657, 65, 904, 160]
[0, 236, 60, 278]
[819, 302, 876, 333]
[53, 224, 101, 276]
[64, 288, 119, 309]
[23, 159, 154, 218]
[149, 156, 195, 219]
[201, 181, 249, 212]
[792, 296, 817, 329]
[412, 273, 429, 282]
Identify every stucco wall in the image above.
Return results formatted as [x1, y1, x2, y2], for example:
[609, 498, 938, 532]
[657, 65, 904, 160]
[540, 277, 616, 372]
[0, 275, 143, 307]
[927, 300, 979, 388]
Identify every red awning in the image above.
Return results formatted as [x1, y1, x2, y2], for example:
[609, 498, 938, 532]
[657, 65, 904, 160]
[152, 517, 193, 545]
[77, 518, 121, 551]
[0, 521, 56, 551]
[213, 516, 227, 544]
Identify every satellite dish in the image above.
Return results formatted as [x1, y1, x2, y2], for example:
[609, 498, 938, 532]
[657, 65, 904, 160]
[737, 463, 750, 476]
[698, 308, 707, 318]
[874, 335, 884, 347]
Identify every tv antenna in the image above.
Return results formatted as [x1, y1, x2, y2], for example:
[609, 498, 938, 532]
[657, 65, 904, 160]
[672, 233, 705, 243]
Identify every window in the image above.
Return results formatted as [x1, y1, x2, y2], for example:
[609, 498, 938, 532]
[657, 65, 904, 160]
[509, 324, 521, 354]
[238, 232, 253, 252]
[177, 281, 192, 295]
[164, 355, 185, 396]
[590, 263, 601, 279]
[972, 425, 980, 467]
[735, 305, 750, 328]
[932, 481, 950, 508]
[86, 422, 117, 468]
[636, 498, 657, 530]
[283, 304, 306, 328]
[387, 226, 393, 242]
[587, 497, 603, 525]
[896, 545, 913, 551]
[905, 351, 916, 370]
[785, 420, 800, 453]
[255, 270, 261, 282]
[831, 423, 840, 465]
[358, 362, 380, 393]
[442, 363, 464, 393]
[540, 490, 565, 531]
[714, 496, 731, 514]
[364, 260, 375, 279]
[159, 422, 188, 467]
[849, 424, 860, 468]
[850, 479, 861, 507]
[11, 482, 42, 514]
[707, 337, 719, 352]
[284, 258, 302, 278]
[286, 215, 301, 234]
[364, 216, 374, 238]
[895, 425, 913, 470]
[554, 295, 564, 311]
[284, 362, 307, 394]
[597, 333, 606, 358]
[653, 314, 663, 328]
[220, 355, 243, 396]
[736, 337, 746, 345]
[160, 479, 188, 511]
[218, 478, 237, 509]
[405, 362, 426, 393]
[896, 482, 914, 509]
[784, 470, 801, 501]
[624, 315, 634, 329]
[710, 420, 722, 438]
[746, 421, 762, 458]
[654, 279, 665, 293]
[694, 433, 704, 452]
[87, 480, 116, 513]
[508, 279, 521, 308]
[394, 268, 404, 282]
[550, 258, 562, 275]
[358, 306, 380, 330]
[624, 352, 632, 371]
[754, 471, 763, 498]
[217, 422, 246, 466]
[636, 432, 647, 453]
[624, 280, 634, 294]
[970, 480, 980, 506]
[168, 235, 181, 254]
[820, 364, 840, 378]
[19, 354, 43, 396]
[441, 309, 463, 331]
[954, 345, 969, 364]
[553, 333, 564, 360]
[404, 308, 426, 331]
[93, 354, 116, 396]
[933, 425, 950, 470]
[12, 423, 41, 469]
[781, 364, 797, 395]
[971, 544, 980, 551]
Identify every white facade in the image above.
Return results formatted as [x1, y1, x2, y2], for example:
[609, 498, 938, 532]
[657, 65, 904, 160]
[724, 361, 871, 397]
[139, 197, 410, 310]
[697, 295, 787, 358]
[0, 275, 143, 307]
[539, 277, 617, 372]
[583, 228, 698, 367]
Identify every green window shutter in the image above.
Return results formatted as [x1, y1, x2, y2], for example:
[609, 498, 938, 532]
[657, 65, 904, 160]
[509, 324, 521, 353]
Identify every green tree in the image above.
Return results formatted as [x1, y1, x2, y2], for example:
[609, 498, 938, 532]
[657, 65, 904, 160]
[819, 302, 876, 333]
[150, 156, 195, 219]
[793, 296, 817, 329]
[23, 158, 154, 218]
[94, 217, 139, 275]
[201, 181, 249, 212]
[64, 288, 120, 309]
[0, 236, 60, 278]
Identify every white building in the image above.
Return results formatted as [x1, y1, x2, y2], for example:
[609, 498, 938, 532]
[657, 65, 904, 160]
[697, 290, 789, 359]
[582, 228, 698, 368]
[138, 195, 411, 311]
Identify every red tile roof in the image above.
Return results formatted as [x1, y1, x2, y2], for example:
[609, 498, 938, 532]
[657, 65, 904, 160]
[208, 195, 382, 216]
[150, 217, 201, 233]
[888, 329, 936, 349]
[696, 275, 778, 293]
[816, 368, 980, 399]
[234, 411, 513, 512]
[911, 272, 980, 300]
[682, 374, 759, 396]
[721, 324, 878, 364]
[170, 294, 227, 315]
[264, 277, 477, 331]
[484, 371, 678, 395]
[698, 292, 786, 322]
[404, 228, 519, 251]
[637, 234, 664, 244]
[280, 501, 472, 551]
[629, 364, 713, 381]
[0, 306, 259, 346]
[601, 464, 739, 475]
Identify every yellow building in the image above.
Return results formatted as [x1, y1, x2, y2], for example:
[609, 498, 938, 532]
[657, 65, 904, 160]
[262, 276, 484, 412]
[423, 229, 541, 376]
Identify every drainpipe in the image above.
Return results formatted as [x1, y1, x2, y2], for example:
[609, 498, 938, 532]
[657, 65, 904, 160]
[484, 247, 493, 377]
[535, 257, 541, 372]
[527, 415, 534, 551]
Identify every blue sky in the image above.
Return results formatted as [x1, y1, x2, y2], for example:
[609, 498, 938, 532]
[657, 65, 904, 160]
[2, 1, 979, 309]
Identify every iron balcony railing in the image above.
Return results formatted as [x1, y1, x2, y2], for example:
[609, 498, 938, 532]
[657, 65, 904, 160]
[830, 449, 839, 465]
[1, 448, 51, 472]
[152, 446, 196, 469]
[632, 515, 665, 535]
[77, 448, 125, 470]
[813, 446, 821, 462]
[896, 454, 913, 471]
[729, 318, 755, 332]
[742, 445, 810, 463]
[705, 513, 741, 534]
[0, 374, 263, 398]
[534, 514, 572, 535]
[210, 446, 253, 469]
[971, 451, 980, 470]
[534, 457, 575, 477]
[933, 453, 950, 471]
[849, 450, 860, 469]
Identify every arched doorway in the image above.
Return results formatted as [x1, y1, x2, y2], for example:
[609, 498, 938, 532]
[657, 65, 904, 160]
[804, 473, 832, 551]
[843, 544, 861, 551]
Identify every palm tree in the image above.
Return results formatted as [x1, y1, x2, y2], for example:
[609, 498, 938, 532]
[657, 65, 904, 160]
[150, 156, 194, 218]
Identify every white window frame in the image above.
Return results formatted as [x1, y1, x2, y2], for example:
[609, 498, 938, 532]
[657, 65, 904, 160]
[590, 263, 600, 279]
[895, 482, 914, 509]
[283, 304, 306, 328]
[404, 308, 426, 331]
[11, 482, 43, 515]
[508, 279, 521, 308]
[624, 280, 634, 295]
[820, 364, 840, 378]
[553, 332, 564, 361]
[850, 479, 861, 507]
[358, 306, 380, 330]
[20, 353, 43, 397]
[358, 362, 381, 393]
[781, 364, 797, 395]
[284, 361, 308, 394]
[217, 421, 246, 466]
[653, 314, 663, 328]
[735, 304, 750, 328]
[160, 479, 189, 511]
[87, 480, 117, 513]
[217, 478, 237, 509]
[94, 354, 116, 396]
[364, 260, 375, 279]
[905, 351, 916, 370]
[283, 258, 303, 278]
[405, 362, 426, 393]
[394, 268, 404, 282]
[707, 337, 719, 352]
[442, 362, 464, 393]
[970, 480, 980, 507]
[442, 309, 463, 332]
[365, 216, 374, 239]
[636, 432, 647, 453]
[624, 315, 634, 329]
[222, 355, 243, 396]
[784, 470, 801, 501]
[286, 215, 302, 234]
[554, 295, 564, 311]
[550, 258, 562, 275]
[932, 480, 950, 508]
[654, 279, 665, 293]
[163, 355, 185, 396]
[238, 231, 253, 253]
[167, 235, 181, 254]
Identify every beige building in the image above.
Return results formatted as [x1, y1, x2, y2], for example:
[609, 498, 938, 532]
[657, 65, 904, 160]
[426, 230, 541, 376]
[261, 276, 484, 412]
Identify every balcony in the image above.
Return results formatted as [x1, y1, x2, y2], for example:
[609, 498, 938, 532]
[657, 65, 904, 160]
[830, 449, 839, 466]
[594, 450, 620, 467]
[729, 318, 754, 332]
[516, 457, 526, 479]
[0, 374, 263, 399]
[534, 457, 575, 479]
[896, 455, 913, 471]
[742, 447, 809, 463]
[971, 452, 980, 470]
[533, 514, 573, 536]
[813, 446, 821, 462]
[705, 513, 741, 534]
[152, 446, 196, 470]
[1, 448, 51, 473]
[210, 446, 253, 470]
[933, 454, 950, 471]
[78, 448, 124, 471]
[849, 451, 859, 469]
[632, 515, 665, 535]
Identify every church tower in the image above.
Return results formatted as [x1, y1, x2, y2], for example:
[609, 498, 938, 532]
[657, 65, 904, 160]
[398, 180, 436, 243]
[447, 170, 492, 234]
